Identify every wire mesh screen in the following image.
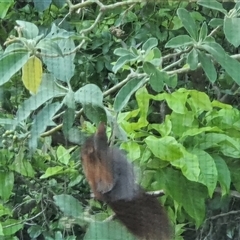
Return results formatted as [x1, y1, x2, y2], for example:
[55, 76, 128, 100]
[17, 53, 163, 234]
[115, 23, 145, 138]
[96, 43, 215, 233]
[0, 0, 240, 240]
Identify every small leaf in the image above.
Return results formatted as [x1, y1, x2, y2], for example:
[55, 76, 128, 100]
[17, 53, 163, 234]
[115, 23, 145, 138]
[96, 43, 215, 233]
[198, 0, 227, 14]
[209, 18, 223, 28]
[165, 35, 193, 48]
[57, 145, 71, 165]
[62, 107, 75, 139]
[0, 51, 30, 86]
[199, 22, 208, 41]
[40, 166, 64, 179]
[112, 54, 138, 73]
[83, 104, 107, 125]
[198, 51, 217, 83]
[54, 194, 83, 218]
[177, 8, 198, 40]
[187, 48, 198, 70]
[202, 42, 240, 84]
[142, 37, 158, 52]
[16, 20, 39, 39]
[224, 17, 240, 47]
[22, 56, 43, 93]
[114, 77, 147, 112]
[114, 48, 135, 56]
[0, 171, 14, 201]
[2, 219, 23, 236]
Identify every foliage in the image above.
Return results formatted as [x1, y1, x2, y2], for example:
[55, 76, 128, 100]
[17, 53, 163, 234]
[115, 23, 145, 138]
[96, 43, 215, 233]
[0, 0, 239, 239]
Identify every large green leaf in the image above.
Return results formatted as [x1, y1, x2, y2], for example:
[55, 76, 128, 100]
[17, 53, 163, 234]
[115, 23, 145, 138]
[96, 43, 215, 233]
[201, 42, 240, 84]
[0, 1, 14, 19]
[191, 149, 218, 197]
[84, 221, 136, 240]
[165, 35, 193, 48]
[224, 17, 240, 47]
[33, 0, 51, 11]
[16, 73, 67, 123]
[36, 39, 63, 57]
[177, 8, 198, 40]
[2, 219, 23, 236]
[156, 168, 206, 227]
[212, 154, 231, 196]
[54, 194, 83, 218]
[29, 102, 62, 150]
[114, 77, 147, 112]
[198, 51, 217, 83]
[75, 84, 103, 106]
[0, 51, 30, 85]
[197, 0, 227, 14]
[16, 20, 39, 39]
[0, 171, 14, 201]
[145, 135, 184, 161]
[10, 148, 35, 177]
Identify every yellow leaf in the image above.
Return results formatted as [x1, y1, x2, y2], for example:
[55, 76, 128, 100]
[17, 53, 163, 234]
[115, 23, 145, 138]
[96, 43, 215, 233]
[22, 56, 43, 94]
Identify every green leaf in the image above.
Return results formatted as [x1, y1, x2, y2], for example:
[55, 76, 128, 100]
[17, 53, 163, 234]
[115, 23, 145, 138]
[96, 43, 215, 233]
[0, 51, 30, 86]
[197, 0, 227, 14]
[16, 20, 39, 39]
[224, 17, 240, 47]
[165, 35, 193, 48]
[62, 107, 75, 139]
[10, 149, 35, 177]
[40, 166, 64, 179]
[84, 221, 135, 240]
[2, 219, 23, 236]
[142, 37, 158, 52]
[36, 39, 63, 57]
[191, 149, 218, 197]
[0, 1, 14, 19]
[145, 136, 184, 161]
[167, 74, 178, 88]
[57, 145, 71, 165]
[201, 42, 240, 84]
[187, 90, 212, 112]
[0, 171, 14, 201]
[149, 69, 166, 92]
[177, 8, 198, 40]
[29, 102, 62, 151]
[209, 18, 223, 28]
[54, 194, 83, 218]
[42, 38, 76, 82]
[112, 54, 138, 73]
[16, 73, 66, 123]
[156, 168, 206, 227]
[199, 22, 208, 41]
[75, 84, 103, 106]
[27, 225, 42, 239]
[198, 51, 217, 83]
[114, 48, 135, 57]
[187, 48, 198, 70]
[4, 43, 26, 53]
[33, 0, 51, 11]
[114, 77, 147, 112]
[165, 91, 188, 114]
[83, 104, 107, 125]
[213, 155, 231, 196]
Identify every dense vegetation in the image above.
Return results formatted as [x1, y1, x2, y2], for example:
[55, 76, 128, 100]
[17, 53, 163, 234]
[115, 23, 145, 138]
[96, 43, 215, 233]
[0, 0, 240, 239]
